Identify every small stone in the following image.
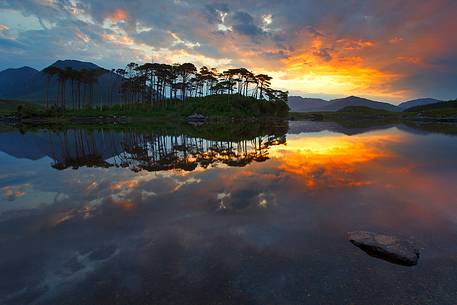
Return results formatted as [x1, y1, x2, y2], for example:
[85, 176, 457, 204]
[348, 231, 420, 266]
[186, 113, 206, 123]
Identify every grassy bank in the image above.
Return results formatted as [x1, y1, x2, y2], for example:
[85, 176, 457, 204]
[403, 100, 457, 117]
[1, 94, 288, 123]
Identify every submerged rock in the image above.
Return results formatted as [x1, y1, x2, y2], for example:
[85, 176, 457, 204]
[348, 231, 419, 266]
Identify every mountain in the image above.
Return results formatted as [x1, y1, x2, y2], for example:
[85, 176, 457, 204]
[0, 67, 39, 98]
[323, 96, 401, 112]
[288, 95, 401, 112]
[288, 96, 330, 112]
[398, 98, 442, 110]
[50, 59, 101, 71]
[0, 60, 122, 103]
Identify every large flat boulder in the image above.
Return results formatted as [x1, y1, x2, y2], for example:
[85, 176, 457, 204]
[348, 231, 420, 266]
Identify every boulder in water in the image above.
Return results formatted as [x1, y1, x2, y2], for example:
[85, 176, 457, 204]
[348, 231, 419, 266]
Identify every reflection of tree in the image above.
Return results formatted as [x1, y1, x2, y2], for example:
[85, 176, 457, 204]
[48, 130, 286, 172]
[50, 129, 112, 170]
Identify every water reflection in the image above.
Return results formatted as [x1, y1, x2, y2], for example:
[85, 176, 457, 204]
[269, 132, 403, 189]
[52, 131, 285, 172]
[0, 128, 286, 173]
[1, 122, 457, 305]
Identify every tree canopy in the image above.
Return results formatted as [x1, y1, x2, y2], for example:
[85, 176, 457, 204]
[42, 60, 288, 111]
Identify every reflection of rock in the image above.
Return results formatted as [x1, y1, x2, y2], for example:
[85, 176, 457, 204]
[348, 231, 419, 266]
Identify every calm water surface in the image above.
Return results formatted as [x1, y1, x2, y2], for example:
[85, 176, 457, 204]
[1, 121, 457, 305]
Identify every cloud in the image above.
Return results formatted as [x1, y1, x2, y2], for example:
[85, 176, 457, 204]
[105, 8, 127, 22]
[0, 0, 456, 101]
[203, 3, 230, 24]
[312, 48, 332, 61]
[231, 11, 264, 37]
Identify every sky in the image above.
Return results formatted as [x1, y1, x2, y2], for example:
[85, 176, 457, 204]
[0, 0, 456, 103]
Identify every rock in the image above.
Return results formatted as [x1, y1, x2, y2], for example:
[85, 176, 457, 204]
[348, 231, 419, 266]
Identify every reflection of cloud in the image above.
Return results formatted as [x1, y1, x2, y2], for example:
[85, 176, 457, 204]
[217, 192, 231, 209]
[4, 127, 457, 304]
[173, 177, 201, 192]
[257, 192, 275, 208]
[110, 180, 139, 191]
[269, 133, 404, 189]
[1, 184, 29, 201]
[110, 197, 135, 210]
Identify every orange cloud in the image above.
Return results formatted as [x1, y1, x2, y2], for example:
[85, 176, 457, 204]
[110, 180, 139, 191]
[111, 198, 135, 210]
[106, 8, 127, 21]
[1, 185, 28, 201]
[75, 30, 90, 43]
[274, 33, 407, 100]
[102, 33, 135, 46]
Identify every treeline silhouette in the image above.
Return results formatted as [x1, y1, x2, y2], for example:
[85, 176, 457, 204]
[42, 62, 288, 111]
[43, 66, 106, 110]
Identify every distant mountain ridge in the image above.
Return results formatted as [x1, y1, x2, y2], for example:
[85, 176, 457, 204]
[398, 98, 443, 109]
[287, 97, 330, 112]
[50, 59, 102, 71]
[0, 59, 121, 103]
[288, 95, 401, 112]
[0, 66, 40, 97]
[288, 95, 444, 112]
[324, 96, 400, 112]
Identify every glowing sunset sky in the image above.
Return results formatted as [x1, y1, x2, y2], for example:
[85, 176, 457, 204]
[0, 0, 456, 102]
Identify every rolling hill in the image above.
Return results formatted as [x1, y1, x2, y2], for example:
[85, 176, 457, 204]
[288, 95, 401, 112]
[403, 100, 457, 117]
[398, 98, 442, 110]
[287, 96, 330, 112]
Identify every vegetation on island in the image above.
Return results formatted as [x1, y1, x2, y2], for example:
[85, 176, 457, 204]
[31, 62, 288, 119]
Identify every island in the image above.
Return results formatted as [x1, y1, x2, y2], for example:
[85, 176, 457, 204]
[0, 60, 288, 127]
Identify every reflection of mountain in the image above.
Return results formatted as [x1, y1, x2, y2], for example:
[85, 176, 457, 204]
[289, 119, 457, 136]
[0, 129, 124, 161]
[0, 129, 286, 172]
[287, 120, 398, 136]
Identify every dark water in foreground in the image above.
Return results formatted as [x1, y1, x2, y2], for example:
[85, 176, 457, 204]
[1, 121, 457, 305]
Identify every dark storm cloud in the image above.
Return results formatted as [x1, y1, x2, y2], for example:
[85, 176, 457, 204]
[203, 2, 230, 24]
[312, 48, 332, 61]
[231, 11, 264, 37]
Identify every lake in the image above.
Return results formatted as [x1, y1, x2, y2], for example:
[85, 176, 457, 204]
[1, 121, 457, 305]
